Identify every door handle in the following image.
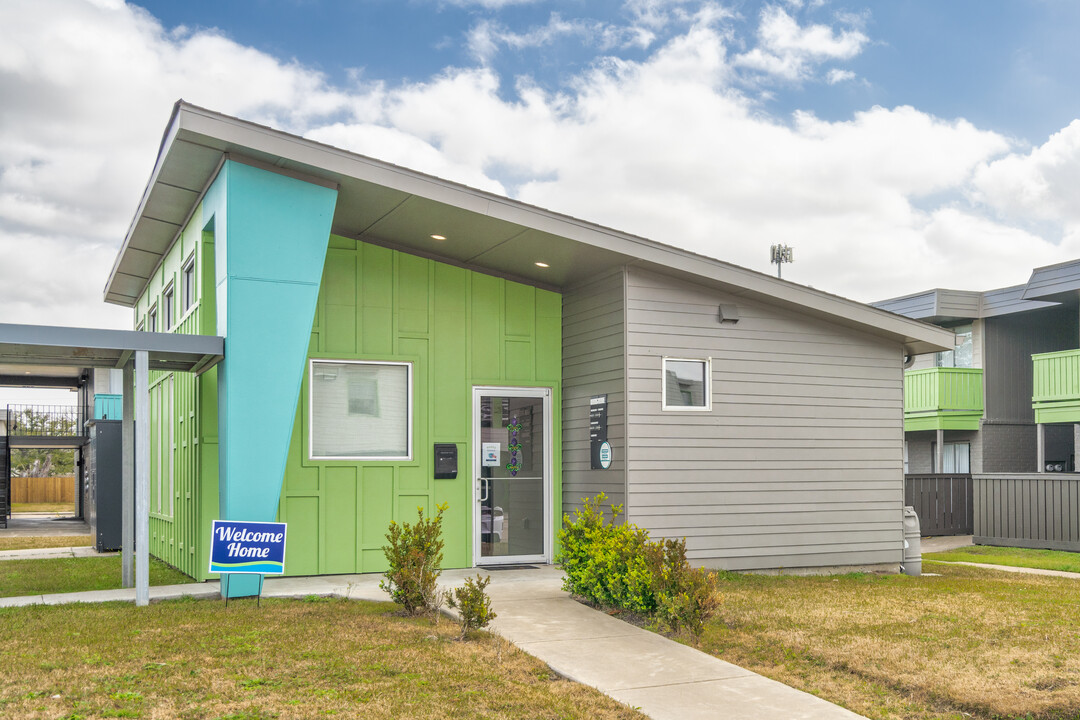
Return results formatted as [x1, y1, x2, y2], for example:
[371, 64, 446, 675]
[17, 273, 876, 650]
[478, 477, 489, 502]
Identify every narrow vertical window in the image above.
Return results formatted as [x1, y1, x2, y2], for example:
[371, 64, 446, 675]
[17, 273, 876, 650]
[163, 284, 175, 331]
[147, 305, 158, 333]
[181, 255, 196, 313]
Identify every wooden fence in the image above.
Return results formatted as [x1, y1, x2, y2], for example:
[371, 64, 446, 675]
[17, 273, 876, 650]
[904, 474, 973, 536]
[10, 475, 76, 504]
[974, 474, 1080, 552]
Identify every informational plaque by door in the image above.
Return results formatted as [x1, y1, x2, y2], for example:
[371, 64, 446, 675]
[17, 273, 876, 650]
[589, 394, 609, 470]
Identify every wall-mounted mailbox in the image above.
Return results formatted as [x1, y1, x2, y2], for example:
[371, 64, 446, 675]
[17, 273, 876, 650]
[434, 443, 458, 479]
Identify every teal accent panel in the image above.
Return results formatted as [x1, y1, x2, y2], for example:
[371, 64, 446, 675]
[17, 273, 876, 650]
[94, 394, 123, 420]
[213, 160, 338, 597]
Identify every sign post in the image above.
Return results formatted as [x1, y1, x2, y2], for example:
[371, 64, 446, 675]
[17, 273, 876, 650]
[210, 520, 287, 606]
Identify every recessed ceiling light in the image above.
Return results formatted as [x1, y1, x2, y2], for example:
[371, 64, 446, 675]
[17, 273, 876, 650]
[535, 262, 549, 268]
[430, 234, 446, 241]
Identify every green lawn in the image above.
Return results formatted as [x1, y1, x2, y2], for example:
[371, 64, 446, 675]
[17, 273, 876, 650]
[0, 597, 644, 720]
[693, 564, 1080, 720]
[0, 556, 193, 597]
[925, 544, 1080, 573]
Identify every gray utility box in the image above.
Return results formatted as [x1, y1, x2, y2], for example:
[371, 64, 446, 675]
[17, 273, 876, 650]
[902, 506, 922, 577]
[85, 420, 123, 552]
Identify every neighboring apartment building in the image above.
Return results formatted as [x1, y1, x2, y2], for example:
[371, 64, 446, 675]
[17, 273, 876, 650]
[875, 261, 1080, 475]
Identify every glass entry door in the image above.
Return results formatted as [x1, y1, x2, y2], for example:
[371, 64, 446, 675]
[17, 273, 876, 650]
[473, 387, 551, 565]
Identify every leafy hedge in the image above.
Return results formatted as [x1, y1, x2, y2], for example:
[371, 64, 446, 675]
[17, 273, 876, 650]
[556, 493, 720, 634]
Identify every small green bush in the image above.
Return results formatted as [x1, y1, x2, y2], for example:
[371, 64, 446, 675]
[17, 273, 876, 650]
[380, 504, 447, 616]
[556, 493, 720, 635]
[445, 573, 498, 639]
[646, 537, 721, 635]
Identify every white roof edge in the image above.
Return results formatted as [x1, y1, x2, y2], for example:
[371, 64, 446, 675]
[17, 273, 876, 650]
[105, 101, 954, 352]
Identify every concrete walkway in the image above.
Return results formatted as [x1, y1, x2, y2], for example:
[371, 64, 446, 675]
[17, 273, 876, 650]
[0, 561, 866, 720]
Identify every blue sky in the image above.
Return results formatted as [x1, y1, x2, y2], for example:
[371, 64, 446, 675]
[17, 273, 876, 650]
[2, 0, 1080, 355]
[134, 0, 1080, 143]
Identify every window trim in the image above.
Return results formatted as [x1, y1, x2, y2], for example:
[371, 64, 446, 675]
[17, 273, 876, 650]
[181, 254, 196, 313]
[308, 359, 414, 461]
[661, 356, 713, 412]
[162, 282, 175, 331]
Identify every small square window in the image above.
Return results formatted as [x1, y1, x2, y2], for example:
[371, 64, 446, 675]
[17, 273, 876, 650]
[309, 360, 412, 460]
[181, 255, 196, 313]
[662, 357, 712, 411]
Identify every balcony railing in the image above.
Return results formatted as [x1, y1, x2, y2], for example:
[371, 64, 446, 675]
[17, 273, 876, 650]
[1032, 349, 1080, 424]
[904, 368, 983, 432]
[2, 404, 85, 438]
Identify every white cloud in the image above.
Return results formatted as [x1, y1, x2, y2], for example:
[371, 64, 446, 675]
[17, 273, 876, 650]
[467, 13, 652, 65]
[826, 68, 855, 84]
[1, 0, 1079, 345]
[735, 5, 868, 82]
[972, 120, 1080, 224]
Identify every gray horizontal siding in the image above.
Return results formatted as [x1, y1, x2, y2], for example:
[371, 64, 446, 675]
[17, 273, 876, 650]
[981, 285, 1058, 317]
[625, 266, 905, 571]
[561, 269, 627, 520]
[935, 289, 981, 318]
[872, 291, 937, 319]
[1024, 259, 1080, 301]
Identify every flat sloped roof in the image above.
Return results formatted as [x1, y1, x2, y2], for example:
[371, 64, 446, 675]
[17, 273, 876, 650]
[105, 101, 954, 355]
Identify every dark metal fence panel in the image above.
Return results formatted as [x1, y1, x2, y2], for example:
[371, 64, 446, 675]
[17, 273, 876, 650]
[973, 474, 1080, 551]
[0, 437, 9, 527]
[904, 474, 973, 535]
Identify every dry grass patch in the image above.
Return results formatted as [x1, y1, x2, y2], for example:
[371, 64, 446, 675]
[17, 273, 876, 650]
[11, 502, 77, 514]
[695, 564, 1080, 720]
[0, 535, 93, 551]
[0, 596, 644, 720]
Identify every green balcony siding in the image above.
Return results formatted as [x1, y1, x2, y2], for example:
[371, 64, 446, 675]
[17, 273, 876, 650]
[1032, 349, 1080, 424]
[903, 368, 984, 432]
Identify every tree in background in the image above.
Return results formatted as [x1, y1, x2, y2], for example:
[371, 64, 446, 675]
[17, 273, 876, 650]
[7, 407, 77, 477]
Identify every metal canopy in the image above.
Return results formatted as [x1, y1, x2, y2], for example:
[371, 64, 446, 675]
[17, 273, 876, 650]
[0, 323, 223, 375]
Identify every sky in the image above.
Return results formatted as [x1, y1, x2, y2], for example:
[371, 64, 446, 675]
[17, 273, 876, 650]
[2, 0, 1080, 401]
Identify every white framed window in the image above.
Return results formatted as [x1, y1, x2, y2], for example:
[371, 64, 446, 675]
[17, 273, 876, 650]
[932, 442, 970, 473]
[309, 359, 412, 460]
[147, 305, 158, 333]
[662, 357, 712, 411]
[181, 254, 196, 313]
[163, 283, 175, 330]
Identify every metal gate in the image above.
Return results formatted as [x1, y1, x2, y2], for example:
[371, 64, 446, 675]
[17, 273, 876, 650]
[904, 474, 973, 536]
[0, 436, 9, 528]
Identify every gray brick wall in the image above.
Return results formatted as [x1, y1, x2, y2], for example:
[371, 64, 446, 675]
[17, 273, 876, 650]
[980, 422, 1038, 473]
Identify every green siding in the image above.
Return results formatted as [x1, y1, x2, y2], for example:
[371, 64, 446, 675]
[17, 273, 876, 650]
[278, 236, 562, 574]
[134, 203, 220, 581]
[1033, 348, 1080, 424]
[904, 367, 984, 432]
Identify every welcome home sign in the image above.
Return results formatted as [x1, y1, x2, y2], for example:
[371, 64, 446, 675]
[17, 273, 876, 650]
[209, 520, 287, 574]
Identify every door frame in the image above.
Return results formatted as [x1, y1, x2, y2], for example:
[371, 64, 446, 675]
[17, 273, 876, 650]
[471, 385, 553, 566]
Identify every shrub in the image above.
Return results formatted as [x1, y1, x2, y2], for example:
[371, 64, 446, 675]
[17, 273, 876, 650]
[555, 493, 656, 613]
[380, 504, 447, 616]
[445, 573, 498, 639]
[556, 493, 720, 635]
[645, 537, 721, 635]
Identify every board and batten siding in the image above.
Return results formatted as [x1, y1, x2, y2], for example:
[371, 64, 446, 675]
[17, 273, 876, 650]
[561, 269, 627, 520]
[624, 266, 906, 571]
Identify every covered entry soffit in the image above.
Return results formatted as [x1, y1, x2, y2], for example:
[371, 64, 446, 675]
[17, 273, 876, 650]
[0, 323, 224, 376]
[105, 101, 953, 356]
